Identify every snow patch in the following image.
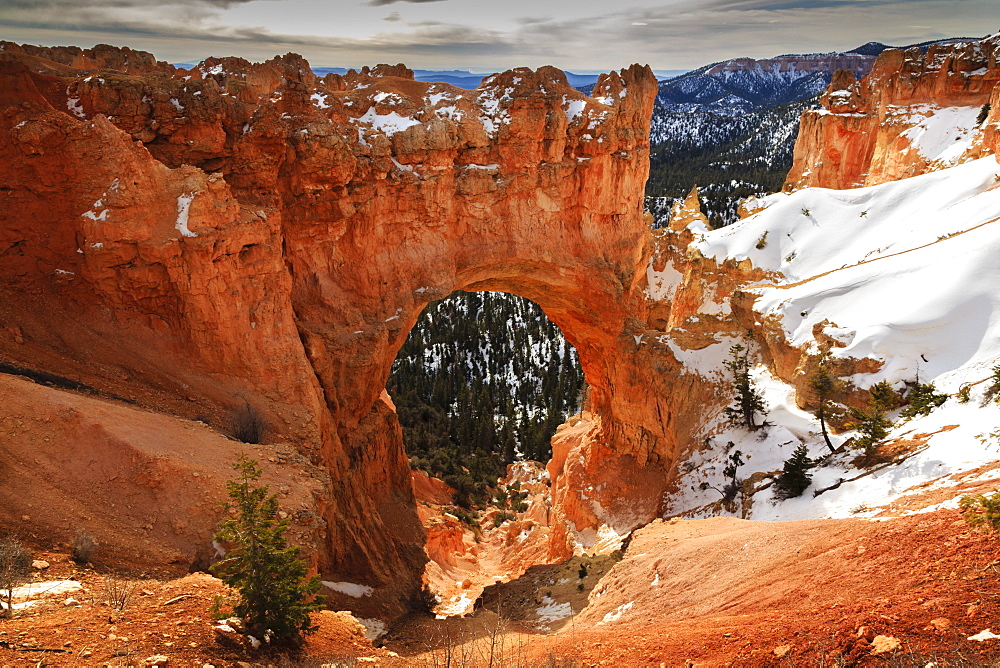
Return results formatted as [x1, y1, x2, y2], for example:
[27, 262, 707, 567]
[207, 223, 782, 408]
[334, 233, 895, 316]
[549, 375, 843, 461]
[435, 592, 475, 617]
[600, 600, 633, 624]
[899, 105, 980, 166]
[175, 193, 198, 238]
[645, 258, 683, 302]
[310, 92, 330, 109]
[66, 95, 85, 119]
[356, 618, 387, 640]
[321, 581, 374, 598]
[535, 596, 573, 629]
[351, 108, 421, 136]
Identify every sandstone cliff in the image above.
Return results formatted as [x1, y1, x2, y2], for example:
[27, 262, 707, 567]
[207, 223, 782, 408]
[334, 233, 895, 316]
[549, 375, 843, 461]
[0, 41, 676, 620]
[3, 30, 996, 625]
[786, 35, 1000, 189]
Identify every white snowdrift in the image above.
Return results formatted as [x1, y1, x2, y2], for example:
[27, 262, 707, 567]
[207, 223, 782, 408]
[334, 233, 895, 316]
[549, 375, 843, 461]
[666, 156, 1000, 521]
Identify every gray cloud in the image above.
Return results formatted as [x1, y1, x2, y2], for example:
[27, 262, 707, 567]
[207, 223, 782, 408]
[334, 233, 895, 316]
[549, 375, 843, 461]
[0, 0, 994, 70]
[2, 0, 263, 7]
[366, 0, 447, 7]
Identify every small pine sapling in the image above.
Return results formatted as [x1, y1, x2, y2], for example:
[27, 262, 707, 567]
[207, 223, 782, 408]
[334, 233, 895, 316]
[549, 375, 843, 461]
[957, 385, 971, 404]
[960, 489, 1000, 535]
[985, 363, 1000, 405]
[900, 382, 948, 418]
[697, 446, 744, 504]
[806, 353, 842, 453]
[724, 342, 766, 431]
[848, 380, 896, 456]
[212, 454, 321, 646]
[774, 444, 814, 499]
[977, 103, 991, 126]
[721, 449, 745, 504]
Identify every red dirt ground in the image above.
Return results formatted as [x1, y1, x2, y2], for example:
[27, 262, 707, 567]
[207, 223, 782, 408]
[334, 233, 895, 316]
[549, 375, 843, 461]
[8, 509, 998, 667]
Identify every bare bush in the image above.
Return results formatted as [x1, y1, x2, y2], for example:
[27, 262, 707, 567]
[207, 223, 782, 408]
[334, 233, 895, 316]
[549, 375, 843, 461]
[72, 530, 98, 564]
[0, 538, 32, 617]
[230, 397, 266, 444]
[103, 574, 136, 613]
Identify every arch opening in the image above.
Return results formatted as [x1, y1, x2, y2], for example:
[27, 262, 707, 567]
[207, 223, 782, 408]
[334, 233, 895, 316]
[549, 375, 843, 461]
[386, 289, 586, 510]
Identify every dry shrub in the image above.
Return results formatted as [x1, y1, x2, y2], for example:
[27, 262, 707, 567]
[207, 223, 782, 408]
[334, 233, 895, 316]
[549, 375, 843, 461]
[230, 397, 266, 444]
[0, 538, 32, 617]
[72, 529, 98, 564]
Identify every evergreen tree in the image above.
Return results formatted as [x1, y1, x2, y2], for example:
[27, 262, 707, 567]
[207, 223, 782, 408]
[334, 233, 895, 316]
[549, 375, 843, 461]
[977, 103, 992, 126]
[901, 382, 948, 418]
[961, 489, 1000, 534]
[848, 381, 896, 456]
[724, 341, 766, 431]
[774, 444, 814, 499]
[986, 363, 1000, 405]
[212, 455, 321, 646]
[806, 353, 840, 452]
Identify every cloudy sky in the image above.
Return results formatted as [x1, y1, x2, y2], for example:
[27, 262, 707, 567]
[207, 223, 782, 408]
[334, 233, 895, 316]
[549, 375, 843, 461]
[1, 0, 995, 72]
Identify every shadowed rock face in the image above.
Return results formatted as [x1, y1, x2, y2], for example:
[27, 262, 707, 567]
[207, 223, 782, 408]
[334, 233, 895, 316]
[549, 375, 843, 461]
[0, 42, 687, 618]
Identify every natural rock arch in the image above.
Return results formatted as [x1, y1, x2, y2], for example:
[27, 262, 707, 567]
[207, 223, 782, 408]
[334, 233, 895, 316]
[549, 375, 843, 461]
[0, 44, 706, 618]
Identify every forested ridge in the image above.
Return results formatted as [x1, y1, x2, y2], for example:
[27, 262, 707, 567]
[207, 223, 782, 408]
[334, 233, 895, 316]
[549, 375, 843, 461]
[646, 94, 821, 227]
[387, 291, 584, 508]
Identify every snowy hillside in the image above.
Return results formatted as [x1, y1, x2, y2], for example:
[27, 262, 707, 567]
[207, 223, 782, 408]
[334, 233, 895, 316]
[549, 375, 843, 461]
[664, 156, 1000, 521]
[644, 50, 868, 226]
[647, 95, 820, 227]
[388, 291, 584, 505]
[656, 52, 873, 116]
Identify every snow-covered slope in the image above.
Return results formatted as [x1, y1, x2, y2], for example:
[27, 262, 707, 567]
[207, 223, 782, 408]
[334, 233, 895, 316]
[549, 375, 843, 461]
[656, 52, 874, 116]
[665, 156, 1000, 521]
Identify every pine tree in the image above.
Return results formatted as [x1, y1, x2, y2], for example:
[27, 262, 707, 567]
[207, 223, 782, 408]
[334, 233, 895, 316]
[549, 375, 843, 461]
[724, 342, 766, 431]
[900, 382, 948, 418]
[806, 353, 840, 453]
[961, 489, 1000, 534]
[212, 455, 321, 646]
[774, 444, 814, 499]
[986, 363, 1000, 404]
[977, 103, 991, 126]
[848, 381, 896, 456]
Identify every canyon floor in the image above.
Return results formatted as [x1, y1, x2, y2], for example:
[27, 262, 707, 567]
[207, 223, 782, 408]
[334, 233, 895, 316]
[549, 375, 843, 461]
[4, 507, 1000, 667]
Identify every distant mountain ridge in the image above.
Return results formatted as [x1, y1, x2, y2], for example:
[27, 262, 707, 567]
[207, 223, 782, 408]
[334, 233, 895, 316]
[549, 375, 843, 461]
[645, 36, 977, 227]
[846, 37, 981, 56]
[656, 51, 875, 116]
[657, 37, 981, 116]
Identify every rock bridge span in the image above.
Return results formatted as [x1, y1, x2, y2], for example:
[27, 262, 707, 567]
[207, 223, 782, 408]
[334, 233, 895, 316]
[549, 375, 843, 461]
[0, 43, 721, 617]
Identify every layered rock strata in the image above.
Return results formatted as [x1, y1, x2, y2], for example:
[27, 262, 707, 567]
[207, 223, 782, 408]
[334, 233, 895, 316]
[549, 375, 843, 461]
[0, 42, 686, 618]
[786, 35, 1000, 189]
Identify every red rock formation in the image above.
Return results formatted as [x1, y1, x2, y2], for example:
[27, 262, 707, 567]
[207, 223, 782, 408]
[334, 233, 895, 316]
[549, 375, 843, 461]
[419, 460, 568, 616]
[786, 35, 1000, 190]
[7, 31, 987, 623]
[0, 42, 673, 620]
